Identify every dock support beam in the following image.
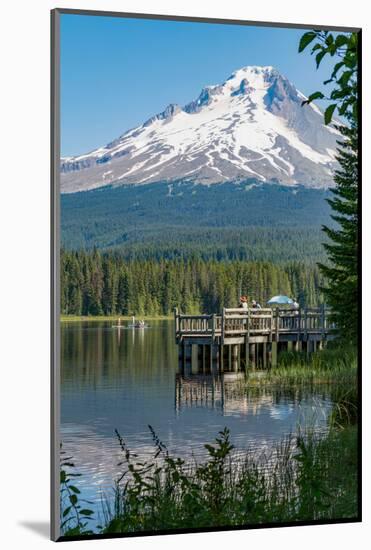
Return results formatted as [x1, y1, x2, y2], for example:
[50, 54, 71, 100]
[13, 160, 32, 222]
[249, 343, 256, 368]
[232, 345, 238, 371]
[212, 345, 220, 374]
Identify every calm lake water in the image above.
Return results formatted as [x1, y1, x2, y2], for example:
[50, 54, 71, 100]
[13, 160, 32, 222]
[61, 320, 333, 519]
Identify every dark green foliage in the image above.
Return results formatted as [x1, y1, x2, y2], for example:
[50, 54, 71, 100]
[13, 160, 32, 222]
[299, 31, 358, 122]
[318, 124, 358, 343]
[61, 425, 357, 536]
[98, 425, 357, 534]
[61, 182, 332, 262]
[61, 249, 325, 316]
[60, 447, 94, 536]
[299, 30, 359, 343]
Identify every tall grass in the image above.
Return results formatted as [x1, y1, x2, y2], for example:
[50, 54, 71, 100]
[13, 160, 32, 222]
[98, 424, 357, 534]
[246, 346, 357, 387]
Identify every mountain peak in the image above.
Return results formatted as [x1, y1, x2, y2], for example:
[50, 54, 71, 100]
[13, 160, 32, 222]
[143, 103, 182, 127]
[61, 64, 340, 193]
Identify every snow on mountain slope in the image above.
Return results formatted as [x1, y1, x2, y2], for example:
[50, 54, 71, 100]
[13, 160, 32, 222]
[61, 66, 340, 193]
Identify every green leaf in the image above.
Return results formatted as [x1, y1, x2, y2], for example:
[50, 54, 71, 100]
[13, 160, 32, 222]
[324, 104, 337, 125]
[316, 50, 327, 68]
[331, 61, 345, 79]
[311, 43, 322, 53]
[63, 506, 72, 517]
[338, 70, 353, 88]
[298, 31, 317, 52]
[302, 91, 325, 106]
[79, 509, 94, 516]
[69, 485, 81, 494]
[334, 34, 349, 49]
[69, 494, 78, 505]
[325, 34, 334, 46]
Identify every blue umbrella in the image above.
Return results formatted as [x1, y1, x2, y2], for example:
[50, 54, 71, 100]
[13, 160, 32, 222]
[267, 295, 294, 305]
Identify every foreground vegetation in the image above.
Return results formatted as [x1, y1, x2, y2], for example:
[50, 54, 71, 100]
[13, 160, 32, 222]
[61, 423, 358, 537]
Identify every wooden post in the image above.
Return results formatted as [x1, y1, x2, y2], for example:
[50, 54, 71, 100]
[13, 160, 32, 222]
[232, 344, 238, 372]
[212, 345, 219, 374]
[221, 308, 225, 345]
[244, 339, 249, 370]
[202, 344, 207, 372]
[249, 343, 256, 368]
[244, 308, 250, 370]
[272, 342, 277, 367]
[204, 345, 211, 372]
[262, 341, 267, 369]
[321, 303, 325, 349]
[304, 308, 308, 343]
[275, 307, 280, 343]
[178, 340, 184, 372]
[267, 342, 272, 367]
[174, 307, 179, 343]
[185, 341, 192, 362]
[219, 344, 224, 371]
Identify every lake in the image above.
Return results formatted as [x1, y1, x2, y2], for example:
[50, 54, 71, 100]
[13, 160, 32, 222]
[61, 320, 333, 520]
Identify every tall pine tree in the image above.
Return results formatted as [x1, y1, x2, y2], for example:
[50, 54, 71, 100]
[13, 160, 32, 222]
[299, 30, 359, 342]
[318, 123, 358, 342]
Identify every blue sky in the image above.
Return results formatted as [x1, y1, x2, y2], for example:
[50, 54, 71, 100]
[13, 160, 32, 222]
[61, 14, 339, 157]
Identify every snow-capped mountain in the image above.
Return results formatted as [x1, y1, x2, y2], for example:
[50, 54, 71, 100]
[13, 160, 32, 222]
[61, 66, 340, 193]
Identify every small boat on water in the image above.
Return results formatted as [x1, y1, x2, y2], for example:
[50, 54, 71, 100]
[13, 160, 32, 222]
[127, 316, 149, 329]
[112, 317, 149, 329]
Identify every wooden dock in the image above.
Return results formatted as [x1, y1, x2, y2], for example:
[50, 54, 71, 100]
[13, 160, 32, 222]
[174, 306, 334, 372]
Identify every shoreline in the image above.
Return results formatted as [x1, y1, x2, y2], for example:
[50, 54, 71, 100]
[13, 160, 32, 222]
[60, 315, 173, 322]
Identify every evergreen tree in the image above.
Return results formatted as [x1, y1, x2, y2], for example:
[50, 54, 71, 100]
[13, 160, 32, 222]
[299, 30, 359, 341]
[318, 124, 358, 341]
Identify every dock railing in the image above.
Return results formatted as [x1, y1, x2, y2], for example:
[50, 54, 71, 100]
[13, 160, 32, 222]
[174, 306, 332, 343]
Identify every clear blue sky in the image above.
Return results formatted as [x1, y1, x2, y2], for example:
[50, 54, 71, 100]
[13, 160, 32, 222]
[61, 13, 339, 157]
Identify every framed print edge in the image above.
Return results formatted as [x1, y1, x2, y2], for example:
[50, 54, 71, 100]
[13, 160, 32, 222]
[51, 8, 362, 542]
[51, 7, 61, 543]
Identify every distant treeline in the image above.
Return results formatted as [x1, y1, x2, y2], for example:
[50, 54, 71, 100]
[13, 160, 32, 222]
[61, 249, 324, 316]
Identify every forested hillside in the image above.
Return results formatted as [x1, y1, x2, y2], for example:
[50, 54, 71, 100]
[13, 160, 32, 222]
[61, 249, 324, 316]
[61, 181, 332, 263]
